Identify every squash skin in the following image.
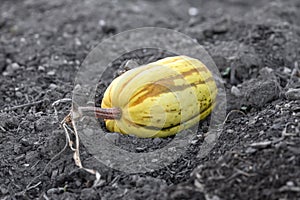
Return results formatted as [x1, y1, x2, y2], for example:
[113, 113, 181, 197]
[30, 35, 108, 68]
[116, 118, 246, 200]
[101, 56, 217, 138]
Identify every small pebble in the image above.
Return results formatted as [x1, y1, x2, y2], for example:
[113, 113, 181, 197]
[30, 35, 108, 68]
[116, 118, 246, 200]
[38, 66, 45, 71]
[15, 91, 22, 98]
[153, 137, 162, 145]
[74, 84, 82, 92]
[285, 88, 300, 100]
[11, 63, 20, 70]
[259, 67, 274, 75]
[49, 83, 58, 89]
[20, 38, 26, 43]
[6, 58, 12, 64]
[0, 185, 8, 195]
[2, 72, 9, 76]
[191, 139, 198, 145]
[286, 181, 295, 186]
[75, 38, 81, 46]
[188, 7, 199, 16]
[75, 180, 81, 187]
[135, 147, 146, 153]
[98, 19, 106, 27]
[212, 20, 229, 34]
[51, 169, 59, 180]
[283, 67, 291, 74]
[21, 138, 30, 146]
[226, 129, 234, 134]
[245, 147, 257, 154]
[231, 86, 241, 97]
[47, 70, 56, 76]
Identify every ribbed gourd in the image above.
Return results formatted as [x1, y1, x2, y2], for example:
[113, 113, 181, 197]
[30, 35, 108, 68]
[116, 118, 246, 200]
[79, 55, 217, 138]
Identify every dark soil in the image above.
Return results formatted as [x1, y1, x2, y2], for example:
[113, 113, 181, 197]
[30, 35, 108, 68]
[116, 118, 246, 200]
[1, 0, 300, 200]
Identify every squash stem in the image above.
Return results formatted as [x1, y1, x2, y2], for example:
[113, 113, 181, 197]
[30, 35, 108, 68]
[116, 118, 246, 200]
[78, 107, 121, 120]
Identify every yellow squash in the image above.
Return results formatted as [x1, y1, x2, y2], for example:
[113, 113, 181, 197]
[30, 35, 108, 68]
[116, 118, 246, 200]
[98, 55, 217, 138]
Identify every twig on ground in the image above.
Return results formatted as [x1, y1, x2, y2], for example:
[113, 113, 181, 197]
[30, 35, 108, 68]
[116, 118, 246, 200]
[24, 98, 101, 195]
[0, 125, 6, 132]
[51, 98, 73, 107]
[42, 193, 50, 200]
[52, 98, 72, 121]
[223, 110, 246, 124]
[249, 141, 272, 148]
[26, 181, 42, 192]
[63, 113, 102, 187]
[234, 168, 256, 177]
[0, 99, 49, 112]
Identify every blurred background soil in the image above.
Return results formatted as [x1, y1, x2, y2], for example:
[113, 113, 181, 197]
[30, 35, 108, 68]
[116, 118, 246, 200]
[0, 0, 299, 199]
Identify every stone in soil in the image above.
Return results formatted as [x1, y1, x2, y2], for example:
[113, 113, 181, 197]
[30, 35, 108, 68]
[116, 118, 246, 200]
[239, 67, 282, 109]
